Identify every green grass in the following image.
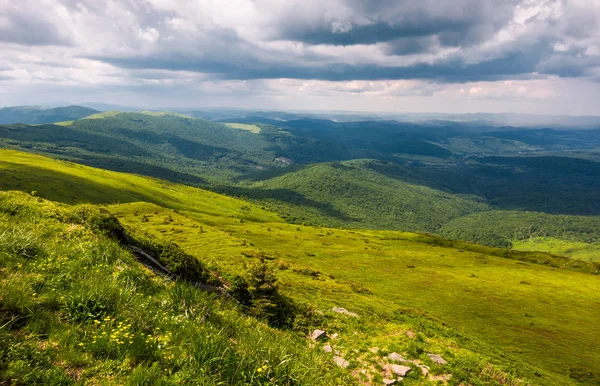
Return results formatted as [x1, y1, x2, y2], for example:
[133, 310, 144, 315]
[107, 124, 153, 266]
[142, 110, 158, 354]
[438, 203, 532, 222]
[2, 149, 600, 384]
[168, 215, 600, 384]
[513, 237, 600, 262]
[0, 191, 350, 385]
[224, 123, 262, 133]
[111, 203, 600, 385]
[80, 110, 122, 120]
[0, 149, 280, 222]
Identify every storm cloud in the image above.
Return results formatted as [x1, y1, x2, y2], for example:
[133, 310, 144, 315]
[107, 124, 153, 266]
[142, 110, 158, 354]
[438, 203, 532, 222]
[0, 0, 599, 113]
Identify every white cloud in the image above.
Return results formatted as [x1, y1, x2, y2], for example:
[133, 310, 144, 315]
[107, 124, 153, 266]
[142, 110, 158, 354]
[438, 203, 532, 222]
[0, 0, 599, 114]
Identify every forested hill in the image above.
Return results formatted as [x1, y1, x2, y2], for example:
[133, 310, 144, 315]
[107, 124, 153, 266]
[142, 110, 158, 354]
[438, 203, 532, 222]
[227, 160, 489, 231]
[0, 105, 99, 124]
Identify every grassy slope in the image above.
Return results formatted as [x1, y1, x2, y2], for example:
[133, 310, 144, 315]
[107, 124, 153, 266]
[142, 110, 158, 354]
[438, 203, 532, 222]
[240, 160, 488, 232]
[114, 203, 600, 385]
[0, 149, 280, 222]
[513, 238, 600, 262]
[224, 123, 262, 133]
[0, 191, 349, 385]
[1, 150, 600, 384]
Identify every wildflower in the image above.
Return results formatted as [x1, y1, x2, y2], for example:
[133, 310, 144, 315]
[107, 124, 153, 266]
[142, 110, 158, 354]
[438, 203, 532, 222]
[78, 343, 84, 347]
[257, 368, 263, 373]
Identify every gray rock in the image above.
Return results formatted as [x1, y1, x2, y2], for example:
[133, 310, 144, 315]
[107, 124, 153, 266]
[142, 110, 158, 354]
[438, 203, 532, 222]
[323, 344, 332, 353]
[311, 329, 327, 341]
[332, 307, 359, 317]
[383, 379, 396, 385]
[333, 356, 350, 368]
[388, 352, 406, 362]
[427, 353, 448, 365]
[418, 365, 430, 376]
[390, 364, 412, 376]
[330, 333, 339, 339]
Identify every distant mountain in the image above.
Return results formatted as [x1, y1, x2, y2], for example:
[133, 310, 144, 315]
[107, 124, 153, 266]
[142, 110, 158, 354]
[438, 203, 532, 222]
[0, 105, 99, 124]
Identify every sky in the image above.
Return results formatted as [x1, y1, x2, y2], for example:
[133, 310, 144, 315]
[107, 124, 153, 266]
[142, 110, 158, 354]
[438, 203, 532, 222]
[1, 0, 600, 115]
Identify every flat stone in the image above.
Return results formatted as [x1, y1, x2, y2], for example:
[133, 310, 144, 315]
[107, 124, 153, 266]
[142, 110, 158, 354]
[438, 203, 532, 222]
[390, 364, 412, 377]
[388, 352, 406, 362]
[383, 379, 396, 385]
[333, 356, 350, 368]
[427, 353, 448, 365]
[330, 333, 339, 339]
[418, 365, 430, 376]
[311, 329, 327, 341]
[368, 347, 380, 354]
[323, 344, 332, 353]
[332, 307, 359, 317]
[405, 330, 416, 338]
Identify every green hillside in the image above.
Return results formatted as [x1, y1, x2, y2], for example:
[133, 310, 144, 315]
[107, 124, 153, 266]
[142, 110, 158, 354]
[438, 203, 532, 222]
[232, 160, 488, 231]
[0, 191, 349, 385]
[1, 150, 600, 385]
[0, 149, 280, 222]
[439, 210, 600, 250]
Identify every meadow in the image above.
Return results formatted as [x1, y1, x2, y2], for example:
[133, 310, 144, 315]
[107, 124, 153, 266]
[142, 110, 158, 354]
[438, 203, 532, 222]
[0, 191, 349, 385]
[114, 203, 600, 384]
[1, 150, 599, 384]
[513, 237, 600, 262]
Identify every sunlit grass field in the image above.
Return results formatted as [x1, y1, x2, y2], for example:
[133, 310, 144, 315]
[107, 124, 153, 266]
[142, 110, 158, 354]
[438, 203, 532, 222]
[224, 123, 262, 133]
[1, 149, 600, 384]
[0, 149, 280, 222]
[0, 191, 349, 385]
[112, 203, 600, 384]
[513, 237, 600, 262]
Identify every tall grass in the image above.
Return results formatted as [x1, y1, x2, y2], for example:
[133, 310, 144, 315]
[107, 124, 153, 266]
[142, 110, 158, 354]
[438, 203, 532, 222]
[0, 191, 350, 385]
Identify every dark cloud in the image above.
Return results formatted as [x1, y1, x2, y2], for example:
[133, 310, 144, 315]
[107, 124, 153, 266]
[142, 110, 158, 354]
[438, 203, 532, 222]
[93, 49, 542, 82]
[0, 7, 70, 46]
[275, 0, 518, 48]
[2, 0, 600, 88]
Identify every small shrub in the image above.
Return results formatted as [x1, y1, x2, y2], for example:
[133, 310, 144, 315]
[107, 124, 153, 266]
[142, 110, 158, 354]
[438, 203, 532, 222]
[67, 205, 126, 241]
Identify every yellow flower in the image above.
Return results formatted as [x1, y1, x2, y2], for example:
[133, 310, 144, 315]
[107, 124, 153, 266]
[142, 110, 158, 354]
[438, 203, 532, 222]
[257, 368, 263, 373]
[78, 343, 84, 346]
